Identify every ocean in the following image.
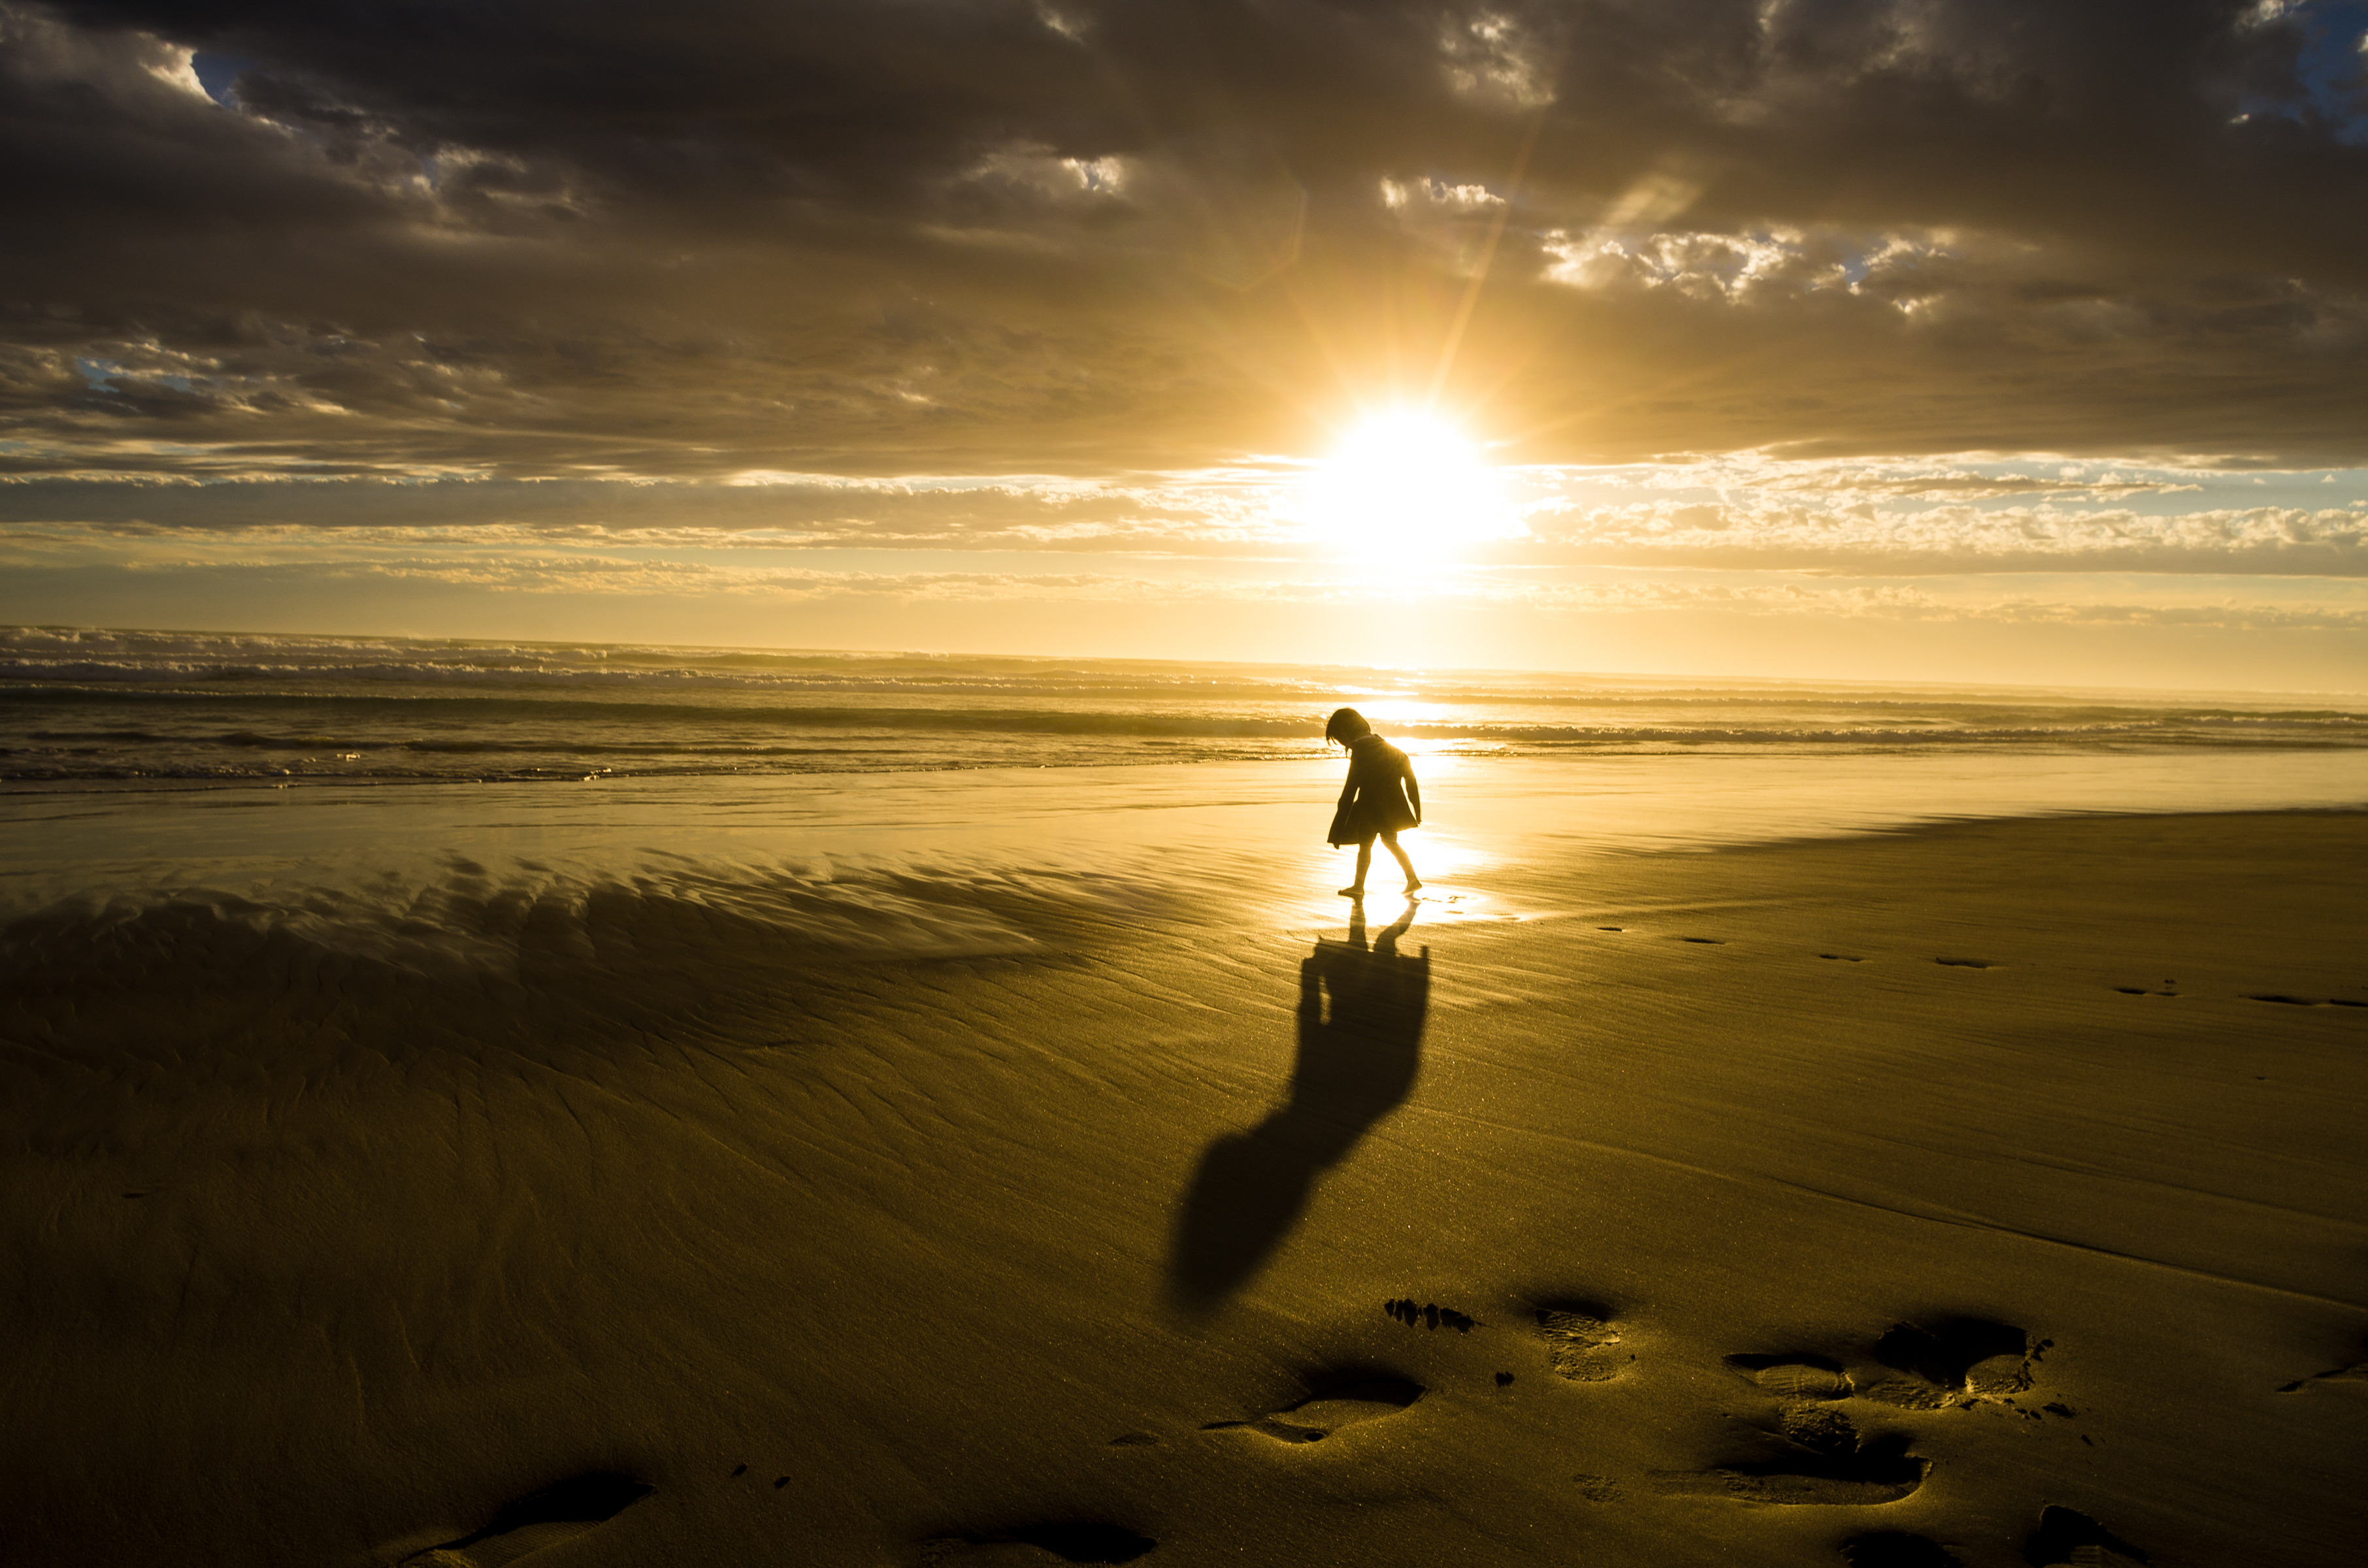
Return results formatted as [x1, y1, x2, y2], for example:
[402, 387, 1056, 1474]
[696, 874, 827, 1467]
[6, 620, 2364, 1037]
[5, 624, 2365, 787]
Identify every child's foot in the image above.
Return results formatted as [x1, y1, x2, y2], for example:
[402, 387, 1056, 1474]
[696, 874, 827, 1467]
[1404, 878, 1423, 894]
[1338, 886, 1365, 898]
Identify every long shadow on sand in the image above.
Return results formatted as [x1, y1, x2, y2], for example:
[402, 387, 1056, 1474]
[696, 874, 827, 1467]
[1165, 899, 1430, 1315]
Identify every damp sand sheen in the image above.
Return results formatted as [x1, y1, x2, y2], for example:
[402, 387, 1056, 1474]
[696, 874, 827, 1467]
[3, 755, 2364, 1567]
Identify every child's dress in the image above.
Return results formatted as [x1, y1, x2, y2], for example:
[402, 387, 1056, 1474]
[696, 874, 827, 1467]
[1327, 733, 1420, 845]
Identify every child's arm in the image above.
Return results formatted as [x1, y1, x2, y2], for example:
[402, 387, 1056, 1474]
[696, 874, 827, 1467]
[1404, 760, 1422, 824]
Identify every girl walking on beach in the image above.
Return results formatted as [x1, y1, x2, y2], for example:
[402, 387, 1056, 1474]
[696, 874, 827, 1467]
[1324, 707, 1422, 898]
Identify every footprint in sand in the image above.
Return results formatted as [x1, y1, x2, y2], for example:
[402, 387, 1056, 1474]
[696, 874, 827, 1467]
[1842, 1531, 1962, 1567]
[1858, 1319, 2047, 1410]
[917, 1522, 1158, 1564]
[1654, 1358, 1933, 1505]
[1384, 1298, 1477, 1331]
[2275, 1359, 2368, 1394]
[400, 1473, 652, 1568]
[1727, 1318, 2064, 1419]
[2023, 1505, 2148, 1566]
[1935, 957, 1998, 969]
[1819, 954, 1866, 962]
[1652, 1318, 2065, 1511]
[1679, 936, 1726, 945]
[1725, 1352, 1852, 1401]
[1648, 1401, 1930, 1506]
[1200, 1375, 1424, 1443]
[1536, 1305, 1631, 1382]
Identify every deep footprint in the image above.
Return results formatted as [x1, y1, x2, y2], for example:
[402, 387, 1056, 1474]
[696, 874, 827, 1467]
[1202, 1375, 1424, 1443]
[1845, 1532, 1962, 1567]
[1536, 1304, 1628, 1382]
[2275, 1360, 2368, 1394]
[919, 1522, 1158, 1564]
[2022, 1505, 2148, 1565]
[1935, 957, 1998, 968]
[1653, 1409, 1929, 1506]
[1725, 1352, 1851, 1400]
[401, 1473, 652, 1568]
[1860, 1318, 2043, 1408]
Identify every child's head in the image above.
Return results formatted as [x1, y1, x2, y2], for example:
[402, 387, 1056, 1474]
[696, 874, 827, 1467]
[1324, 707, 1372, 747]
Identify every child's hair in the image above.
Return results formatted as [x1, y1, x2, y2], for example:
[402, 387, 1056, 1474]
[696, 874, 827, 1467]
[1324, 707, 1372, 746]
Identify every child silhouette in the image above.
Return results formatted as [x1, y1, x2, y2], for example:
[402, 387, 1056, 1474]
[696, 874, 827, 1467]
[1323, 706, 1422, 898]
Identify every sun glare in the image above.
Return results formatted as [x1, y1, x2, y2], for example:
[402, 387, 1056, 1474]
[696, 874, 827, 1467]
[1302, 411, 1517, 563]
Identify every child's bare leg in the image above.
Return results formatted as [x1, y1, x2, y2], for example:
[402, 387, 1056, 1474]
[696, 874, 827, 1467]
[1340, 840, 1373, 896]
[1380, 831, 1420, 892]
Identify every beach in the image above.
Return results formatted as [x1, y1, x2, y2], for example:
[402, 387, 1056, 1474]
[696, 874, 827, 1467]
[3, 751, 2363, 1568]
[10, 1, 2368, 1558]
[12, 1, 2368, 1561]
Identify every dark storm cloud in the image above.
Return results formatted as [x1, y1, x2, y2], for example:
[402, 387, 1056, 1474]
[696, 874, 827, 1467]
[3, 0, 2367, 478]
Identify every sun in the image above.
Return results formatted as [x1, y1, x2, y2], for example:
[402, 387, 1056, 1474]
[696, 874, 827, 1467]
[1300, 410, 1517, 561]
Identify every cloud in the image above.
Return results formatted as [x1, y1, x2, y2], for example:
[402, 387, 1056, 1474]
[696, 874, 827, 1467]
[0, 0, 2360, 486]
[0, 472, 1279, 555]
[8, 457, 2363, 579]
[11, 546, 2367, 636]
[1516, 497, 2368, 572]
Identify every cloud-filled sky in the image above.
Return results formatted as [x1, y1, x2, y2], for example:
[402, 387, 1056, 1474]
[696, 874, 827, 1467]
[5, 0, 2367, 687]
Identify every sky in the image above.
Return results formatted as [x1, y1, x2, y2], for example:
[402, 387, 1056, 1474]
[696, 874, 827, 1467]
[3, 0, 2367, 689]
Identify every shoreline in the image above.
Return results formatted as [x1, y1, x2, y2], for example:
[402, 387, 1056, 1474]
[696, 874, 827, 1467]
[9, 738, 2368, 800]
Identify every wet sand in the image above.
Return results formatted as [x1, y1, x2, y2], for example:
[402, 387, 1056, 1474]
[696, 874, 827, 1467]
[3, 766, 2363, 1567]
